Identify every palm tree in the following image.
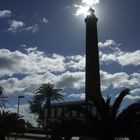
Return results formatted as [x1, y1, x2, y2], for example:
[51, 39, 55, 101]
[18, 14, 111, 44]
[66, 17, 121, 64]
[65, 89, 140, 140]
[35, 83, 64, 107]
[0, 87, 8, 108]
[92, 89, 140, 140]
[29, 83, 64, 127]
[92, 89, 131, 140]
[0, 111, 26, 140]
[117, 102, 140, 140]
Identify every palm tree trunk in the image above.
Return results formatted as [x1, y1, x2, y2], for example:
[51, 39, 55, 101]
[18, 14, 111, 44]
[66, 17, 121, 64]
[46, 99, 51, 120]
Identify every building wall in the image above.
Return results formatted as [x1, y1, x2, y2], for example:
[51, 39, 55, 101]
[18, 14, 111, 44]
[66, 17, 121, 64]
[44, 101, 96, 122]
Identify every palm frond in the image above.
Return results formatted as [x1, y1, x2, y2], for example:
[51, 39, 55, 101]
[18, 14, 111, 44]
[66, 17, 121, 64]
[30, 83, 64, 126]
[118, 103, 140, 121]
[0, 86, 8, 108]
[111, 88, 130, 119]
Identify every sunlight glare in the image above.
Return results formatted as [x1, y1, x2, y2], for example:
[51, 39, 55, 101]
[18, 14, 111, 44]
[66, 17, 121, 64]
[74, 0, 99, 17]
[82, 0, 99, 6]
[75, 5, 90, 16]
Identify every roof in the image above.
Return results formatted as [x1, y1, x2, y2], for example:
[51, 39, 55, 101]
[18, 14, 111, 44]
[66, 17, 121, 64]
[49, 100, 85, 107]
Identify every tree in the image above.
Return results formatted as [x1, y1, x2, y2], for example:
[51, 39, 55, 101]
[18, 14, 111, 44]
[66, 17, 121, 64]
[0, 111, 26, 140]
[29, 83, 64, 127]
[86, 89, 140, 140]
[0, 87, 8, 108]
[117, 102, 140, 140]
[60, 89, 140, 140]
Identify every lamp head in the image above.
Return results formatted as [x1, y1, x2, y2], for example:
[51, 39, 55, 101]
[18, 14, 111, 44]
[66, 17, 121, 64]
[18, 96, 24, 98]
[87, 7, 96, 16]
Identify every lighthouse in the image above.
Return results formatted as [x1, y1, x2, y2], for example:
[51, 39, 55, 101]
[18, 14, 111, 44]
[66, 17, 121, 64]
[85, 8, 101, 100]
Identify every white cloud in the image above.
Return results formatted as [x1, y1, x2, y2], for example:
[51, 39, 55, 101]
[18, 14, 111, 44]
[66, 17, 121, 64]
[1, 68, 139, 97]
[6, 104, 29, 114]
[0, 72, 57, 96]
[42, 17, 48, 24]
[100, 70, 140, 91]
[0, 44, 139, 98]
[66, 55, 85, 70]
[0, 48, 66, 76]
[25, 24, 39, 33]
[0, 71, 84, 96]
[5, 104, 37, 126]
[98, 39, 116, 48]
[8, 20, 25, 32]
[25, 47, 38, 53]
[0, 10, 11, 18]
[130, 88, 140, 96]
[100, 49, 140, 66]
[67, 93, 85, 101]
[56, 71, 85, 89]
[66, 41, 140, 70]
[117, 50, 140, 66]
[7, 20, 39, 33]
[100, 53, 117, 63]
[99, 40, 140, 66]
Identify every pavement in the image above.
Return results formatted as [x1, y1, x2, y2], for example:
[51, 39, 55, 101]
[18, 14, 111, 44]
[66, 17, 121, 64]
[5, 136, 80, 140]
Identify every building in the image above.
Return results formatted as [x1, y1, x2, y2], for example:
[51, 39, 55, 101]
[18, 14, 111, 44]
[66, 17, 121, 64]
[44, 8, 100, 124]
[44, 101, 96, 121]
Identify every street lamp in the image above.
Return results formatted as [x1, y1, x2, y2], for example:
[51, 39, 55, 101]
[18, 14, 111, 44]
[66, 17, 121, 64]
[17, 96, 24, 116]
[15, 96, 24, 140]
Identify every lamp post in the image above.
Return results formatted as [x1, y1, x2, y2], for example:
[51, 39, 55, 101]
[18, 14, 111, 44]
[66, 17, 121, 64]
[17, 96, 24, 116]
[15, 96, 24, 140]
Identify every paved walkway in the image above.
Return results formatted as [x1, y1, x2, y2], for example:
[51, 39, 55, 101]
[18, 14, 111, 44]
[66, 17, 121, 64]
[6, 136, 80, 140]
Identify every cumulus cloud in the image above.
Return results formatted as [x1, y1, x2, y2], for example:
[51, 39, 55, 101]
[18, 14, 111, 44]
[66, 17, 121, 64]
[0, 10, 11, 18]
[0, 48, 65, 76]
[8, 20, 25, 32]
[0, 73, 54, 96]
[7, 20, 39, 33]
[99, 40, 140, 66]
[100, 49, 140, 66]
[0, 71, 84, 96]
[1, 68, 139, 98]
[117, 50, 140, 66]
[56, 71, 85, 89]
[0, 45, 139, 96]
[66, 39, 140, 68]
[130, 88, 140, 98]
[100, 70, 140, 91]
[66, 55, 85, 70]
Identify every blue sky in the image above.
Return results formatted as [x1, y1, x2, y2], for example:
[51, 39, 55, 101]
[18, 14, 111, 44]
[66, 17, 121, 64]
[0, 0, 140, 125]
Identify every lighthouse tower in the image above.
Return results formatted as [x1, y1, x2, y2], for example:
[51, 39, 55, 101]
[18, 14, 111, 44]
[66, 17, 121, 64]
[85, 8, 101, 100]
